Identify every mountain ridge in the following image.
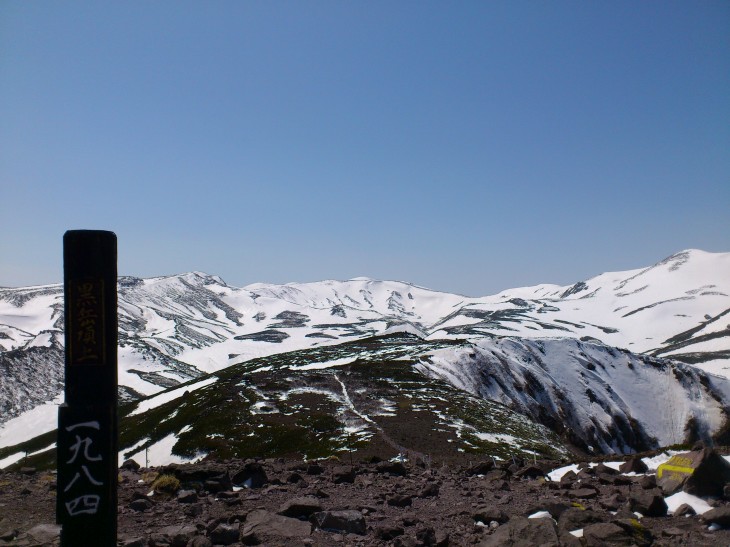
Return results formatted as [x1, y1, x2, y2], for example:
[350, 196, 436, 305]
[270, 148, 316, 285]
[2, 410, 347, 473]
[1, 249, 729, 467]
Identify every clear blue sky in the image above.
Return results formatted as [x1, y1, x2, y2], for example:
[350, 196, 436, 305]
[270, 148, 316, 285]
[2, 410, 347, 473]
[1, 1, 728, 296]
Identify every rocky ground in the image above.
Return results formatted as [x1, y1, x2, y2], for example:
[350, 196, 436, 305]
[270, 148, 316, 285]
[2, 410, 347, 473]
[2, 455, 730, 546]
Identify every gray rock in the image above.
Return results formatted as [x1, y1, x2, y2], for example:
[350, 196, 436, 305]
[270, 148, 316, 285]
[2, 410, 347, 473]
[306, 463, 324, 475]
[150, 524, 198, 547]
[514, 465, 546, 480]
[121, 458, 141, 471]
[557, 508, 603, 535]
[165, 462, 232, 490]
[619, 456, 648, 474]
[540, 501, 571, 520]
[559, 470, 577, 487]
[375, 524, 405, 540]
[466, 461, 495, 476]
[376, 461, 408, 476]
[613, 519, 653, 546]
[387, 494, 413, 507]
[177, 489, 198, 503]
[208, 523, 240, 546]
[478, 516, 558, 546]
[241, 509, 312, 540]
[311, 510, 366, 535]
[204, 479, 228, 493]
[600, 493, 624, 511]
[0, 527, 18, 542]
[231, 462, 268, 488]
[582, 522, 634, 546]
[569, 487, 598, 499]
[419, 483, 440, 498]
[332, 466, 357, 484]
[278, 496, 323, 518]
[594, 463, 618, 476]
[629, 489, 667, 517]
[701, 506, 730, 528]
[184, 502, 204, 517]
[637, 474, 656, 489]
[657, 448, 730, 497]
[673, 503, 696, 517]
[25, 524, 60, 544]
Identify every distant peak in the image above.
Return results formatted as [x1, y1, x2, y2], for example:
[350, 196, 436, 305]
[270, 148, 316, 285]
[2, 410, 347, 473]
[170, 271, 228, 287]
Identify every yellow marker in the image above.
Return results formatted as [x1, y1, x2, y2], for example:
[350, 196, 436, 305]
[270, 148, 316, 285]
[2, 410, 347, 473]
[657, 462, 695, 479]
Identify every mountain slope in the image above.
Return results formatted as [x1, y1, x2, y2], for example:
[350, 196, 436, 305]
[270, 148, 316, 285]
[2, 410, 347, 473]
[0, 334, 571, 469]
[1, 249, 729, 460]
[3, 332, 730, 471]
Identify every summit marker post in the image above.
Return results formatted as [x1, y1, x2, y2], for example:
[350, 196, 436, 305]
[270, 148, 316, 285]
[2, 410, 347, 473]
[57, 230, 118, 546]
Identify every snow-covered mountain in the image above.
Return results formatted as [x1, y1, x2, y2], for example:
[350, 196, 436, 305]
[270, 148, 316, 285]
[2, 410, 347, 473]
[2, 332, 730, 471]
[1, 249, 729, 462]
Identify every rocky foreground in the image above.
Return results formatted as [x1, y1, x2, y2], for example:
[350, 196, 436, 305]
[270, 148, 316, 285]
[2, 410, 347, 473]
[2, 453, 730, 546]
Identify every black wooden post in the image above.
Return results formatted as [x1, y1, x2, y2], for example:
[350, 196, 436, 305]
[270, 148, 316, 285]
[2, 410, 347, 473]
[57, 230, 118, 546]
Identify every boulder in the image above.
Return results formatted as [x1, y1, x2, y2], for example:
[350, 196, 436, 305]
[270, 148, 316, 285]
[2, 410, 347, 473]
[657, 448, 730, 497]
[540, 501, 571, 520]
[150, 524, 198, 547]
[165, 462, 231, 488]
[376, 460, 408, 476]
[637, 474, 656, 489]
[672, 503, 695, 517]
[23, 524, 61, 545]
[557, 508, 603, 535]
[204, 478, 229, 493]
[619, 456, 648, 474]
[120, 458, 141, 471]
[466, 461, 495, 476]
[286, 471, 305, 484]
[479, 516, 559, 546]
[387, 493, 414, 507]
[613, 518, 653, 546]
[331, 466, 357, 484]
[569, 487, 598, 499]
[419, 482, 440, 498]
[629, 489, 667, 517]
[240, 509, 312, 542]
[208, 523, 241, 546]
[559, 470, 577, 488]
[600, 493, 624, 511]
[176, 489, 198, 503]
[278, 496, 323, 518]
[582, 522, 634, 546]
[306, 463, 324, 475]
[311, 510, 366, 535]
[232, 462, 268, 488]
[701, 506, 730, 528]
[375, 524, 405, 540]
[515, 465, 546, 480]
[594, 463, 618, 476]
